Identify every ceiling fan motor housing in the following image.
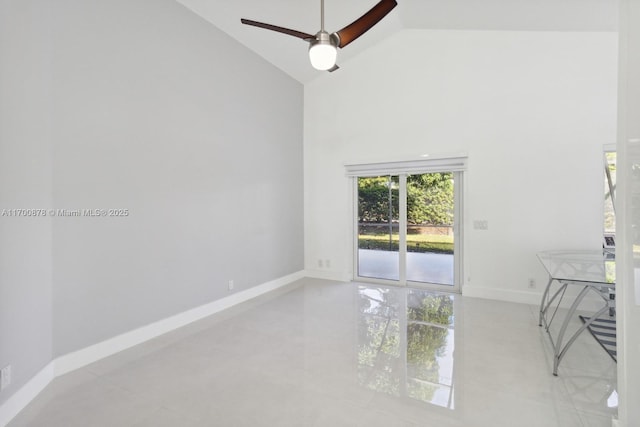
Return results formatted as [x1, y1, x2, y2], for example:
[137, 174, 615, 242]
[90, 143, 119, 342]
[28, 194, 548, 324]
[309, 31, 339, 49]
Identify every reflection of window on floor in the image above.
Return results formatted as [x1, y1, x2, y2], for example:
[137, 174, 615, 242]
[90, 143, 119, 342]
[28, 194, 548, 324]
[357, 286, 456, 409]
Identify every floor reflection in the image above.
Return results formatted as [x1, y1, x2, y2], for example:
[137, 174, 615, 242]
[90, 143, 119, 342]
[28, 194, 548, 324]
[357, 285, 456, 409]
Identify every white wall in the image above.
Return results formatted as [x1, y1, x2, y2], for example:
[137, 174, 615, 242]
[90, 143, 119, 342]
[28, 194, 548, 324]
[0, 0, 304, 404]
[304, 30, 618, 303]
[0, 0, 54, 405]
[48, 0, 304, 356]
[616, 0, 640, 424]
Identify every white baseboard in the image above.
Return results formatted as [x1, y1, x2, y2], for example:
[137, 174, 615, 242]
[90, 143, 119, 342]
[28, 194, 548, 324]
[463, 285, 541, 305]
[0, 270, 305, 427]
[304, 268, 351, 282]
[0, 362, 54, 427]
[463, 284, 608, 311]
[55, 270, 305, 376]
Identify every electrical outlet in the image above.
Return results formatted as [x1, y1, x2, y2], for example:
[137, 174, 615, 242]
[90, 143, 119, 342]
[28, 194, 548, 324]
[318, 259, 323, 268]
[1, 365, 11, 390]
[228, 280, 234, 291]
[528, 279, 536, 289]
[473, 220, 488, 230]
[325, 259, 331, 268]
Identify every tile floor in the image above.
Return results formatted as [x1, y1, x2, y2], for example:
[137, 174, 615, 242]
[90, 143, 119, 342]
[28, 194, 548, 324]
[8, 279, 617, 427]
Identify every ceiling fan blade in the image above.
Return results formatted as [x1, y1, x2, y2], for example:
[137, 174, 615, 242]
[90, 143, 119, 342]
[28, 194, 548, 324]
[240, 19, 314, 41]
[334, 0, 397, 49]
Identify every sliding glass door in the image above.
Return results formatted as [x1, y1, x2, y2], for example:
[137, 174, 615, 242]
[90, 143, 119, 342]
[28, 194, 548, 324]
[405, 172, 455, 286]
[356, 170, 461, 292]
[357, 175, 400, 281]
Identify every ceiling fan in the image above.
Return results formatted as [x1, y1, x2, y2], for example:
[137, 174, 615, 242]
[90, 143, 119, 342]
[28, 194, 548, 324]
[241, 0, 398, 72]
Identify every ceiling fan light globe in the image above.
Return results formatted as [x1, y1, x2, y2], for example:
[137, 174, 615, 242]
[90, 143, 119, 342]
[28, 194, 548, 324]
[309, 43, 337, 71]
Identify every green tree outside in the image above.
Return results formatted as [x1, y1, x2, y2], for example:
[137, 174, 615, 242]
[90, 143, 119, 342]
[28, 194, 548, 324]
[358, 173, 454, 254]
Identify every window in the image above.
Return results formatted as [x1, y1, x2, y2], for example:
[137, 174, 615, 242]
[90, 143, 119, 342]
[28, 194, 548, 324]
[604, 150, 616, 236]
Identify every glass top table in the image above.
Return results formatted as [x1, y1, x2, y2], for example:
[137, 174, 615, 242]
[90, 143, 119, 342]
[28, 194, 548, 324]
[537, 250, 615, 285]
[537, 250, 616, 375]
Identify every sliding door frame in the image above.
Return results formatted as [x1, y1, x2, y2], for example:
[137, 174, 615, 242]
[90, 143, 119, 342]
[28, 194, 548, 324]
[347, 157, 466, 293]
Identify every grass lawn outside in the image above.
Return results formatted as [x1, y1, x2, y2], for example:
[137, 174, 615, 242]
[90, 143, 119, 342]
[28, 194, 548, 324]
[359, 233, 454, 254]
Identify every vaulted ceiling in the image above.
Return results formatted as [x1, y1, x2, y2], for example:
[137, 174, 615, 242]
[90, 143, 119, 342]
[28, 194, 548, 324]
[176, 0, 618, 83]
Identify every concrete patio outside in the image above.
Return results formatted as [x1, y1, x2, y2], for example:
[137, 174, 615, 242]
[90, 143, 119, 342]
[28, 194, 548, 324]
[357, 249, 454, 286]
